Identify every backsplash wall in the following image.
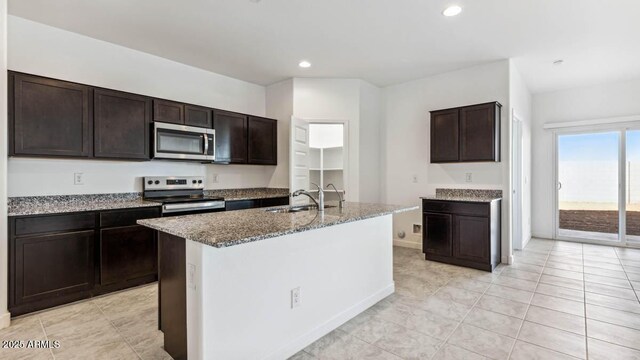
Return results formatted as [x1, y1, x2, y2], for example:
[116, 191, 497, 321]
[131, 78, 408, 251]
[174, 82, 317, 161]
[7, 158, 278, 197]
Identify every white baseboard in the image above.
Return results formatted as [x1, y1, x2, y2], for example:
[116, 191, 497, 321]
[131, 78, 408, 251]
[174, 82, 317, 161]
[0, 312, 11, 329]
[501, 255, 514, 265]
[265, 283, 395, 360]
[393, 238, 421, 250]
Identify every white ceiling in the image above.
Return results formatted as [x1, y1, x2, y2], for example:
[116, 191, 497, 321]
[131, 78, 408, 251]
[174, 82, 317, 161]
[8, 0, 640, 93]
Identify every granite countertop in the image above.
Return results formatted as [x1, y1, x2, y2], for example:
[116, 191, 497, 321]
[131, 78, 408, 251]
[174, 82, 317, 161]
[8, 188, 290, 217]
[204, 187, 289, 201]
[420, 188, 503, 203]
[8, 193, 160, 217]
[138, 202, 417, 248]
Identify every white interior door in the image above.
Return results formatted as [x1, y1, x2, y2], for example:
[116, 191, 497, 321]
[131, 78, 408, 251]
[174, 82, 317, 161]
[290, 116, 310, 205]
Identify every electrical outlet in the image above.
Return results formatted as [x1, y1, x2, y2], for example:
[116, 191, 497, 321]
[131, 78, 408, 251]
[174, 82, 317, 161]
[291, 287, 301, 308]
[188, 263, 196, 290]
[413, 224, 422, 234]
[412, 174, 418, 183]
[465, 173, 472, 183]
[212, 174, 219, 183]
[74, 173, 84, 185]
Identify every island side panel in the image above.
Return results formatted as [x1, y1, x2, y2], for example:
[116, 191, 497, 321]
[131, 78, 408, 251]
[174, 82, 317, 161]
[159, 232, 187, 360]
[187, 215, 394, 360]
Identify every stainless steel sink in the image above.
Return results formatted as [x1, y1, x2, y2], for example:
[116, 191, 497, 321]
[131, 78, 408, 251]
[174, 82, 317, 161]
[265, 204, 337, 213]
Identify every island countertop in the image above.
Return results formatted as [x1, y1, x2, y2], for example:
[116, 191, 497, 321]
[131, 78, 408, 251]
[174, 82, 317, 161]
[138, 202, 417, 248]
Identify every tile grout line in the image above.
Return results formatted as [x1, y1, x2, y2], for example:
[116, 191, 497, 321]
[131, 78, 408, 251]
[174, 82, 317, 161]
[506, 241, 553, 359]
[91, 300, 144, 360]
[37, 315, 56, 360]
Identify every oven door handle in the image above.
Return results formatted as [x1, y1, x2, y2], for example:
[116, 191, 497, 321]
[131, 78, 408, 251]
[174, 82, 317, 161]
[203, 134, 209, 155]
[163, 201, 225, 213]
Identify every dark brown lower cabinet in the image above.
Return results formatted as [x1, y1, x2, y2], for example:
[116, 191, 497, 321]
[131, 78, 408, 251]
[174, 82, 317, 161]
[100, 225, 157, 286]
[9, 207, 161, 316]
[422, 199, 501, 271]
[13, 231, 95, 309]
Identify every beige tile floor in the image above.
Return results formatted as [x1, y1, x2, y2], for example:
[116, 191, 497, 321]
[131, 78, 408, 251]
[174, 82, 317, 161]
[2, 238, 640, 359]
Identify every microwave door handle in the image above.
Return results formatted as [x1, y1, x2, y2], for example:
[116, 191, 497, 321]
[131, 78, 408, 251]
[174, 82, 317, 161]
[203, 134, 209, 155]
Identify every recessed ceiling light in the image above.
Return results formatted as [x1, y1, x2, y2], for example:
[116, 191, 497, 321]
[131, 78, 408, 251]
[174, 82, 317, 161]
[553, 59, 564, 65]
[442, 5, 462, 17]
[299, 60, 311, 68]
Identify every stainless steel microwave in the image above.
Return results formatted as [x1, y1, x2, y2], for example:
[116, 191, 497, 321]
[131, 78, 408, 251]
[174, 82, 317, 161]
[153, 122, 215, 161]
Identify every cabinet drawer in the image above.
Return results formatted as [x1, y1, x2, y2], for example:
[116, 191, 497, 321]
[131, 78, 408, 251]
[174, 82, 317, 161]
[99, 207, 161, 228]
[422, 200, 488, 217]
[15, 213, 95, 236]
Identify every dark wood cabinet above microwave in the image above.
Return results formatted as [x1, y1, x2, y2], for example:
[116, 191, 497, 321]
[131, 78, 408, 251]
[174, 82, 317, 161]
[7, 71, 277, 165]
[430, 102, 501, 163]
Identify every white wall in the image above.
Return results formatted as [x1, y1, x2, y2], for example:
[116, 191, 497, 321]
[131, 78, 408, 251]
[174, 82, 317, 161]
[0, 0, 10, 329]
[358, 81, 383, 203]
[7, 16, 281, 196]
[532, 78, 640, 239]
[265, 79, 293, 189]
[509, 61, 533, 249]
[383, 61, 510, 255]
[292, 78, 361, 201]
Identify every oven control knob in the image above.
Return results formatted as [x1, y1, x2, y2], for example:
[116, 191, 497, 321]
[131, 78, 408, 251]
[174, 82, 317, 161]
[147, 180, 153, 185]
[198, 180, 203, 184]
[154, 180, 160, 185]
[192, 180, 197, 184]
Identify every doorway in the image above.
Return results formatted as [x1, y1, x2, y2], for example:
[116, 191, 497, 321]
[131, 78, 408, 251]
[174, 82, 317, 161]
[555, 126, 640, 246]
[308, 122, 347, 202]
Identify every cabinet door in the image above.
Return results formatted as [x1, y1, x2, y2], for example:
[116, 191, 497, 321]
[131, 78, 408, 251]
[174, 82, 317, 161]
[153, 99, 184, 124]
[100, 225, 157, 285]
[11, 73, 92, 157]
[248, 116, 277, 165]
[459, 103, 499, 162]
[94, 89, 151, 160]
[185, 104, 212, 128]
[213, 110, 248, 163]
[430, 109, 459, 163]
[14, 230, 95, 305]
[454, 215, 490, 263]
[422, 212, 452, 257]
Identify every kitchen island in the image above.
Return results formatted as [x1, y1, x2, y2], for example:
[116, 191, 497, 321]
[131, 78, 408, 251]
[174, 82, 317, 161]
[138, 202, 415, 360]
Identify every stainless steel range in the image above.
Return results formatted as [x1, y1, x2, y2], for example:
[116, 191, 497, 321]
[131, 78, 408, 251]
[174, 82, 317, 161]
[143, 176, 225, 216]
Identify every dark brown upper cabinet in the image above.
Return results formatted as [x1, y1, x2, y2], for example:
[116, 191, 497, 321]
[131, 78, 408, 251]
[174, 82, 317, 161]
[430, 101, 501, 163]
[94, 89, 151, 160]
[248, 116, 277, 165]
[10, 72, 92, 158]
[185, 104, 213, 128]
[213, 110, 248, 164]
[153, 99, 184, 124]
[430, 109, 459, 163]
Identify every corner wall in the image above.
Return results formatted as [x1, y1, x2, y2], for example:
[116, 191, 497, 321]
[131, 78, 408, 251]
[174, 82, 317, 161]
[509, 60, 533, 250]
[0, 0, 9, 329]
[382, 60, 511, 258]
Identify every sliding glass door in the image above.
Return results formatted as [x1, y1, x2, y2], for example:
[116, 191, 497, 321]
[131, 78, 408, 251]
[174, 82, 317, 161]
[556, 127, 640, 246]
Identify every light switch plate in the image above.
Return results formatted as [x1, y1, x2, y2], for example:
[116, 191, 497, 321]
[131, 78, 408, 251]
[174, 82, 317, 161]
[465, 173, 472, 183]
[74, 173, 84, 185]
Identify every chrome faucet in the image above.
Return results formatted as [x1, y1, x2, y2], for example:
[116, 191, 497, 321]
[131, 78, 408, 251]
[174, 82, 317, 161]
[311, 182, 324, 212]
[326, 183, 345, 209]
[291, 188, 321, 210]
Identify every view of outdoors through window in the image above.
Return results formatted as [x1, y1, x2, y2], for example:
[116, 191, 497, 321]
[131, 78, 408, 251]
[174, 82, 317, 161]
[558, 130, 640, 242]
